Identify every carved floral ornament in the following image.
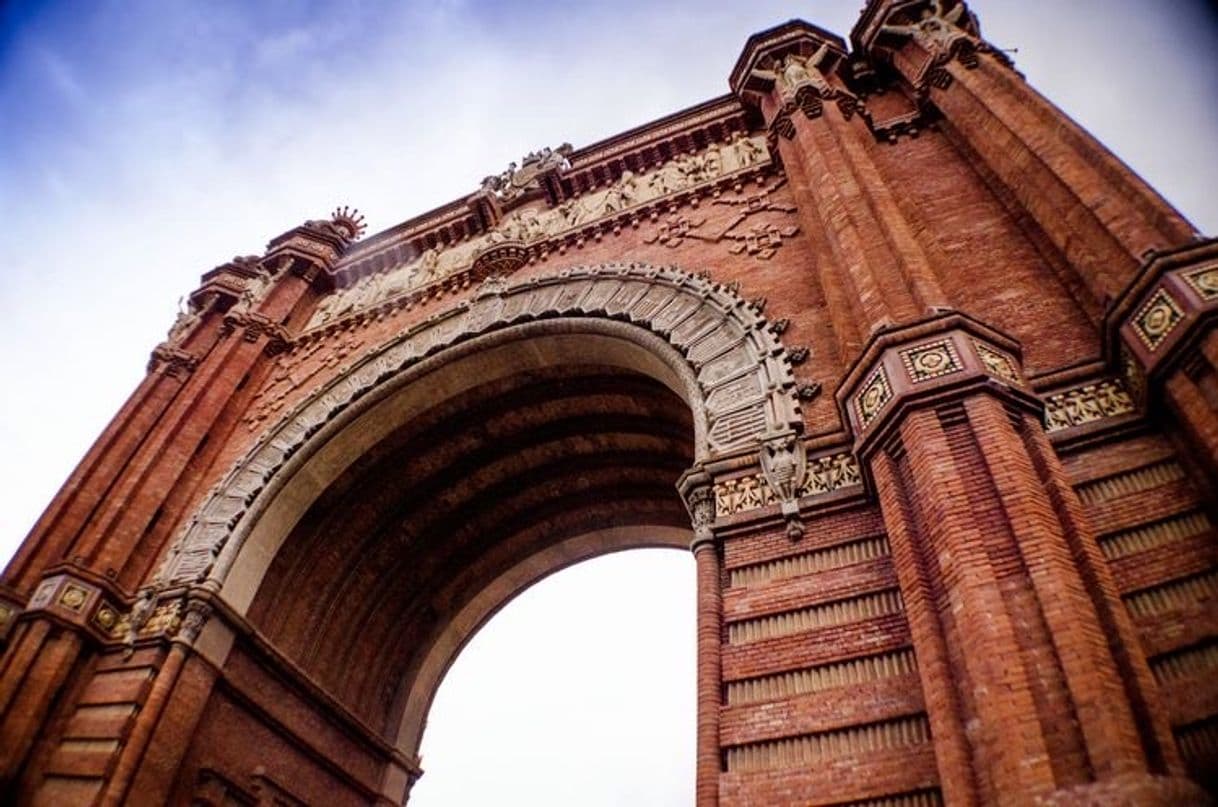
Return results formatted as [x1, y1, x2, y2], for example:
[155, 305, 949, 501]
[307, 135, 774, 330]
[154, 263, 808, 588]
[1044, 378, 1136, 433]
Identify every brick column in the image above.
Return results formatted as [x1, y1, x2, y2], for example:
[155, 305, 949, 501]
[852, 0, 1197, 309]
[839, 313, 1203, 803]
[680, 469, 722, 807]
[0, 212, 362, 801]
[730, 21, 949, 353]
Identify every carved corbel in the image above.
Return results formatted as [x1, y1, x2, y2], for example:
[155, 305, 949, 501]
[148, 343, 201, 379]
[177, 597, 213, 644]
[759, 430, 808, 540]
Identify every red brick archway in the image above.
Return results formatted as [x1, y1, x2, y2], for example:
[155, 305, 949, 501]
[4, 6, 1218, 804]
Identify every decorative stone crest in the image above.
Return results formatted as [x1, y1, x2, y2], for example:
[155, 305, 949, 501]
[760, 431, 808, 540]
[1133, 287, 1185, 351]
[481, 144, 573, 203]
[900, 339, 962, 383]
[855, 366, 894, 429]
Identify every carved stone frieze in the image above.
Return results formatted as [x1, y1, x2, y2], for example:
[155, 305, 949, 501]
[305, 136, 773, 330]
[158, 263, 808, 587]
[1043, 378, 1137, 433]
[640, 179, 800, 261]
[715, 450, 861, 517]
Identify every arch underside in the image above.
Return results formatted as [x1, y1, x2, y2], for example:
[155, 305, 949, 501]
[243, 358, 695, 754]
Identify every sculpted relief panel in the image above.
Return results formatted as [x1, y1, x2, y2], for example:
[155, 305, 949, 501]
[307, 135, 772, 329]
[155, 263, 806, 589]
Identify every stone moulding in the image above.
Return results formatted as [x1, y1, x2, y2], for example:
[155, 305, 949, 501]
[153, 262, 807, 589]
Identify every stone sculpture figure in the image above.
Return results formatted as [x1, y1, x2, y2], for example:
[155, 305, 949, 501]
[480, 143, 574, 202]
[881, 0, 971, 57]
[751, 43, 833, 97]
[602, 170, 639, 214]
[167, 297, 201, 343]
[728, 133, 766, 169]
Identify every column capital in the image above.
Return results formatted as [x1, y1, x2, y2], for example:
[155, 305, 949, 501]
[1105, 237, 1218, 403]
[677, 467, 717, 552]
[836, 311, 1039, 460]
[852, 0, 984, 68]
[729, 20, 857, 145]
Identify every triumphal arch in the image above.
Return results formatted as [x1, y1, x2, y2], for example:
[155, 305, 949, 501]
[4, 2, 1218, 804]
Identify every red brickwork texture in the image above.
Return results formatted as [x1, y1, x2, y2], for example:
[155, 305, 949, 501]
[2, 5, 1217, 806]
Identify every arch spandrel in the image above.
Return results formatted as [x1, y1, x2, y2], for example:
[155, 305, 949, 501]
[153, 262, 806, 598]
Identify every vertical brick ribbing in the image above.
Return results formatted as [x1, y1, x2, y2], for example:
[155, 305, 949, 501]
[871, 390, 1193, 801]
[879, 405, 1058, 800]
[886, 43, 1192, 306]
[872, 451, 979, 806]
[694, 542, 722, 807]
[1017, 409, 1184, 776]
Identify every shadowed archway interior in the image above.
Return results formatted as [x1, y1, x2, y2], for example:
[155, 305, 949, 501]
[242, 360, 696, 753]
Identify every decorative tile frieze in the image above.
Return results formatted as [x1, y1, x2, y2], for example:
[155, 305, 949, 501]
[1043, 378, 1137, 432]
[803, 452, 862, 495]
[900, 339, 961, 383]
[714, 451, 861, 516]
[855, 366, 894, 429]
[1132, 287, 1184, 351]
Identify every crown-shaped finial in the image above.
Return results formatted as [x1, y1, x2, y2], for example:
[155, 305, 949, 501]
[331, 206, 367, 241]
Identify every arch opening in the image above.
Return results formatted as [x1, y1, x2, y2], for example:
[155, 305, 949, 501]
[225, 323, 698, 766]
[410, 548, 696, 806]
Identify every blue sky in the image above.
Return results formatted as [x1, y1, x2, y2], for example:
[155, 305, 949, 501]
[2, 2, 1216, 804]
